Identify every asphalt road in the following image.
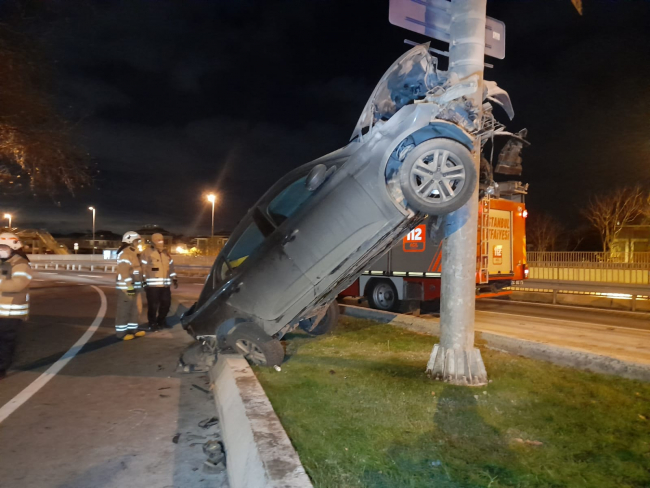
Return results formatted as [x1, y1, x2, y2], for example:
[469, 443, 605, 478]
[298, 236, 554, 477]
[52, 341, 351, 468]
[473, 299, 650, 365]
[343, 295, 650, 366]
[0, 271, 227, 488]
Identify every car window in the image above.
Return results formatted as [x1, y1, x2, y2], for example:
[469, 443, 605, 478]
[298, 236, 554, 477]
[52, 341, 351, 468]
[267, 176, 312, 226]
[224, 222, 264, 274]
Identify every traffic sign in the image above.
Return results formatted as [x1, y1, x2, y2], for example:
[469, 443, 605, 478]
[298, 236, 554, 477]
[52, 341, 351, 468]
[389, 0, 506, 60]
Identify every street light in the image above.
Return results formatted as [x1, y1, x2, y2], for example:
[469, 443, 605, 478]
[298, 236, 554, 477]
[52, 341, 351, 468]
[206, 193, 217, 237]
[88, 207, 96, 255]
[3, 214, 11, 229]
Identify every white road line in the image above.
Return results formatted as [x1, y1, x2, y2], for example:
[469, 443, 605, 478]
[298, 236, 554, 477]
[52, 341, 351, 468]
[37, 272, 58, 275]
[77, 275, 101, 278]
[0, 285, 108, 424]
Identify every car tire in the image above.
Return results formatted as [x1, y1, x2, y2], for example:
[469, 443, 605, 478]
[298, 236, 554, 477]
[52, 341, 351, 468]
[366, 279, 400, 312]
[226, 324, 284, 367]
[399, 138, 476, 215]
[300, 301, 340, 335]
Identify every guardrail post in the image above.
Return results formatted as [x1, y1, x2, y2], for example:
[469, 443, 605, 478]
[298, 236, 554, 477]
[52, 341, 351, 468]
[632, 295, 637, 312]
[90, 265, 94, 271]
[552, 289, 558, 305]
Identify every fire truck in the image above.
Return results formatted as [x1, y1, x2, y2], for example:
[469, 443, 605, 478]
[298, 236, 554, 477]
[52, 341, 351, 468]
[339, 188, 528, 312]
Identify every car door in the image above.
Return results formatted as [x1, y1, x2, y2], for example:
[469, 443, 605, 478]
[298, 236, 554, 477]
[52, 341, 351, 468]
[224, 207, 316, 325]
[278, 167, 390, 295]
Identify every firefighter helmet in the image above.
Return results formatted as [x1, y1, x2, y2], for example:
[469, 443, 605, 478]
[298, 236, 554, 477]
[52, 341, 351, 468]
[0, 232, 22, 250]
[122, 231, 141, 244]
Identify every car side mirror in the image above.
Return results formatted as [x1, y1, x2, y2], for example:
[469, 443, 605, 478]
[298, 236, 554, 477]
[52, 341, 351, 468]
[306, 164, 328, 192]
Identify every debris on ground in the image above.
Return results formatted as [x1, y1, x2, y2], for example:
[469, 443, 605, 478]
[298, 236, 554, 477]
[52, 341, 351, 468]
[158, 386, 171, 391]
[513, 438, 543, 446]
[273, 365, 281, 372]
[199, 416, 220, 429]
[202, 440, 226, 474]
[172, 433, 180, 444]
[192, 384, 211, 394]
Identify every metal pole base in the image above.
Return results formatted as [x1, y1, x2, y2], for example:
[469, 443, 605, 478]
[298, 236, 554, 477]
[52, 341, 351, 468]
[426, 344, 488, 386]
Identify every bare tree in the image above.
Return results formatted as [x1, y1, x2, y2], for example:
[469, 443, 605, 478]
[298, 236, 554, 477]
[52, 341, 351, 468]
[582, 186, 648, 253]
[0, 19, 89, 195]
[526, 212, 563, 252]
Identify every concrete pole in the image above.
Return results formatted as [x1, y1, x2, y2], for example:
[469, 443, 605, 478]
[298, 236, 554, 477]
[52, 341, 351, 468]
[426, 0, 488, 386]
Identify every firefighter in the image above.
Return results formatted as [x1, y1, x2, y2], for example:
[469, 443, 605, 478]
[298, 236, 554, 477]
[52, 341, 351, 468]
[141, 233, 177, 331]
[115, 231, 146, 340]
[0, 233, 31, 377]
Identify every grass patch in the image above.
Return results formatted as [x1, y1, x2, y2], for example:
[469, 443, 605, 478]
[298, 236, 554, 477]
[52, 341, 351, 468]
[254, 317, 650, 488]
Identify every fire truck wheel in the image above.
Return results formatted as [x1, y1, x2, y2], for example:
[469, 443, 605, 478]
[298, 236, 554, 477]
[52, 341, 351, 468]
[300, 301, 340, 335]
[399, 138, 476, 215]
[366, 279, 400, 312]
[226, 324, 284, 367]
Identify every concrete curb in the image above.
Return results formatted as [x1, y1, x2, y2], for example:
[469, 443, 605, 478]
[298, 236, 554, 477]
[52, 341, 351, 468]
[210, 354, 313, 488]
[341, 304, 650, 382]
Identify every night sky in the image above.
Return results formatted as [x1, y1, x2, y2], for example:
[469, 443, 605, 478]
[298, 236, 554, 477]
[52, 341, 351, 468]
[4, 0, 650, 237]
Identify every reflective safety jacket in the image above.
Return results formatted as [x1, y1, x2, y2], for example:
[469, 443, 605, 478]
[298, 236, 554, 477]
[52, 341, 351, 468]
[141, 247, 176, 287]
[116, 246, 143, 291]
[0, 254, 32, 319]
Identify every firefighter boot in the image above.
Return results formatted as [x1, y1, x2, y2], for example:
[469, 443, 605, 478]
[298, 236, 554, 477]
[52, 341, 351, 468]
[134, 330, 146, 337]
[122, 333, 136, 341]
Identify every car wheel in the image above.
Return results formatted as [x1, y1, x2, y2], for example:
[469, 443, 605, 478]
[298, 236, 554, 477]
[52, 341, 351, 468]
[227, 324, 284, 367]
[366, 279, 399, 312]
[300, 301, 340, 335]
[399, 138, 476, 215]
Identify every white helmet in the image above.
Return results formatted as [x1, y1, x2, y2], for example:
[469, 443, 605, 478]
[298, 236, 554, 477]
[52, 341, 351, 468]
[0, 232, 22, 250]
[122, 231, 141, 244]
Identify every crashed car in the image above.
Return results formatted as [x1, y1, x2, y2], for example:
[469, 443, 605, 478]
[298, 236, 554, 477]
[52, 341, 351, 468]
[182, 44, 508, 366]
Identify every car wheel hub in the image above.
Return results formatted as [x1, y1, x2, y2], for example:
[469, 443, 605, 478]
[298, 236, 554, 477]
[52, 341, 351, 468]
[234, 339, 266, 365]
[409, 149, 466, 205]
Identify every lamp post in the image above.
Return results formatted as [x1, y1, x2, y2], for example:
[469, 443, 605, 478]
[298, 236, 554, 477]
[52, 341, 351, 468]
[206, 194, 217, 237]
[3, 214, 11, 230]
[88, 206, 96, 255]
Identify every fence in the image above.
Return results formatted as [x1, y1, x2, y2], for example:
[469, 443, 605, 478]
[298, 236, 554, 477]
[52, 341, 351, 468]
[527, 252, 650, 268]
[527, 252, 650, 285]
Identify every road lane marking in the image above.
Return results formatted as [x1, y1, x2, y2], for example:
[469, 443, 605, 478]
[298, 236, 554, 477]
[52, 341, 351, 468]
[77, 275, 102, 278]
[0, 285, 108, 424]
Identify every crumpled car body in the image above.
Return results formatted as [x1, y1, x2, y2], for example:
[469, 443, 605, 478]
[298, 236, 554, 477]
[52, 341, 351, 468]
[181, 44, 507, 365]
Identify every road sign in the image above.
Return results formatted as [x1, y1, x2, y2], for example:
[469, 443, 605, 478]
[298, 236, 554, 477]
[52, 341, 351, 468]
[403, 224, 426, 252]
[389, 0, 506, 60]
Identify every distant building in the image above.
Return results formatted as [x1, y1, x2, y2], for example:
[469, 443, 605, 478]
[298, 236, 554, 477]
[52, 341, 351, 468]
[136, 225, 175, 249]
[612, 216, 650, 260]
[192, 233, 229, 256]
[54, 230, 122, 254]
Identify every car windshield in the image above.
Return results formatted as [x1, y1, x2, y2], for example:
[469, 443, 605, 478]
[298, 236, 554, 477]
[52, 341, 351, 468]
[350, 44, 438, 142]
[267, 176, 312, 225]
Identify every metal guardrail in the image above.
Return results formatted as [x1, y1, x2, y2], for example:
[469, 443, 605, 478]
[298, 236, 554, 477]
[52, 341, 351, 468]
[30, 261, 210, 276]
[528, 252, 650, 269]
[509, 279, 649, 311]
